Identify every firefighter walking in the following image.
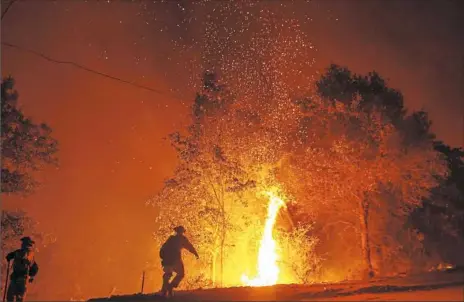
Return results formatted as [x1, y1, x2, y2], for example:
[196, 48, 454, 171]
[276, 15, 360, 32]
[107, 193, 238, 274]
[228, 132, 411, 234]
[159, 226, 199, 298]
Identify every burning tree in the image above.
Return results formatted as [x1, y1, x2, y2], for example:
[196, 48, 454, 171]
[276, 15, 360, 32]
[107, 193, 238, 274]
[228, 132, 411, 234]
[151, 72, 258, 287]
[283, 65, 449, 278]
[276, 223, 321, 284]
[150, 71, 319, 287]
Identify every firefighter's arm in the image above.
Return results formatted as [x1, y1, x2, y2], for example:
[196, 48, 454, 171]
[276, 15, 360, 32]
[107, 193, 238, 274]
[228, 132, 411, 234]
[183, 238, 199, 259]
[5, 251, 16, 262]
[29, 261, 39, 282]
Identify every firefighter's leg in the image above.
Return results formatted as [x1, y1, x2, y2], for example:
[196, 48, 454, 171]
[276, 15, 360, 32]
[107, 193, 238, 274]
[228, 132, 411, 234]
[14, 279, 27, 302]
[6, 277, 17, 302]
[170, 262, 185, 289]
[161, 265, 173, 296]
[6, 277, 27, 302]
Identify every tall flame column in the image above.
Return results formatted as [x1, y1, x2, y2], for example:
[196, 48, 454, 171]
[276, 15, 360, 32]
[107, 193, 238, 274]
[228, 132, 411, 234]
[242, 191, 286, 286]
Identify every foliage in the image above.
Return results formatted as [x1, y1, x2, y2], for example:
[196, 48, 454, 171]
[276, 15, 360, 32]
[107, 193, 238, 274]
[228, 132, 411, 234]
[316, 64, 406, 124]
[316, 65, 464, 271]
[309, 64, 451, 277]
[289, 94, 446, 277]
[409, 142, 464, 267]
[1, 76, 58, 194]
[277, 223, 322, 284]
[1, 76, 58, 254]
[151, 71, 259, 287]
[1, 210, 41, 253]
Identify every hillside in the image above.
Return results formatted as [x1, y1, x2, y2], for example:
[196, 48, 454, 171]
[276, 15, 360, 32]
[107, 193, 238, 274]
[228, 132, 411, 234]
[89, 268, 464, 301]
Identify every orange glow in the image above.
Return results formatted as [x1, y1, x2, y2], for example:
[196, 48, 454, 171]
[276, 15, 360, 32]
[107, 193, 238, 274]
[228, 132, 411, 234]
[241, 189, 286, 287]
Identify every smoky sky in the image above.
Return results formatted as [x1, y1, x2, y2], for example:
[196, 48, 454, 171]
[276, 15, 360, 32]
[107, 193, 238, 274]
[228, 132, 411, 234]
[1, 0, 463, 300]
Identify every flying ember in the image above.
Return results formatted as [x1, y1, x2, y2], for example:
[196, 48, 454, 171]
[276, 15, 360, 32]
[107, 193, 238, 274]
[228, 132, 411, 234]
[241, 190, 286, 287]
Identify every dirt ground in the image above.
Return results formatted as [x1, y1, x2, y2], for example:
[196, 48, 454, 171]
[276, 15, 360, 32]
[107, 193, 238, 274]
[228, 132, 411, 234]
[89, 269, 464, 301]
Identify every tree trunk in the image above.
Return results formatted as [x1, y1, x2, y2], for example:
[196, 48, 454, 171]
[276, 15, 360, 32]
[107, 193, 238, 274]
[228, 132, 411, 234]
[359, 198, 374, 278]
[211, 251, 217, 287]
[220, 216, 225, 287]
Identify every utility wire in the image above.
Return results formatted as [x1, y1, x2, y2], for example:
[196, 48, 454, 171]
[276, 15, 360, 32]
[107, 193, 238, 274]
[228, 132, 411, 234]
[1, 0, 185, 101]
[1, 0, 17, 20]
[1, 42, 180, 97]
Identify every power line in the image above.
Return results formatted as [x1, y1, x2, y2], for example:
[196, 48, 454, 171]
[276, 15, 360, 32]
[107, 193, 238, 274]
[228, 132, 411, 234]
[2, 1, 187, 101]
[0, 0, 16, 20]
[1, 0, 17, 20]
[1, 41, 186, 100]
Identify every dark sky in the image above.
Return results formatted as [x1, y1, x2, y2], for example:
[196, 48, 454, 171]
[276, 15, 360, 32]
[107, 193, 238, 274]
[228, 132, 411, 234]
[1, 0, 463, 300]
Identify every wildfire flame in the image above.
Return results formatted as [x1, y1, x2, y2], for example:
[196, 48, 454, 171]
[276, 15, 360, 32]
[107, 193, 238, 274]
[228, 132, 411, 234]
[241, 190, 286, 286]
